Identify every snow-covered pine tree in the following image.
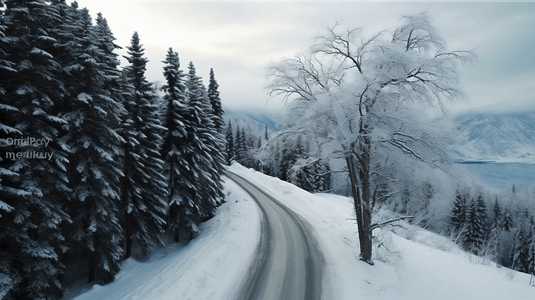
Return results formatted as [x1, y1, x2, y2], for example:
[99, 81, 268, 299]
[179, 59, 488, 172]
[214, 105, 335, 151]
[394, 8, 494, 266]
[289, 157, 331, 193]
[476, 195, 490, 234]
[208, 68, 224, 133]
[240, 127, 255, 168]
[492, 196, 502, 230]
[160, 47, 192, 242]
[185, 61, 223, 220]
[0, 1, 72, 297]
[235, 125, 244, 162]
[121, 32, 167, 258]
[503, 207, 514, 231]
[164, 61, 215, 240]
[464, 196, 489, 253]
[203, 68, 226, 206]
[528, 240, 535, 280]
[450, 191, 467, 235]
[0, 12, 24, 298]
[511, 226, 530, 273]
[56, 5, 125, 283]
[225, 120, 234, 165]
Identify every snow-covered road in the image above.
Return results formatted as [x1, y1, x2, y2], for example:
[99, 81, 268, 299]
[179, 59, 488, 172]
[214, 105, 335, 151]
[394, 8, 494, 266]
[226, 172, 324, 300]
[68, 164, 535, 300]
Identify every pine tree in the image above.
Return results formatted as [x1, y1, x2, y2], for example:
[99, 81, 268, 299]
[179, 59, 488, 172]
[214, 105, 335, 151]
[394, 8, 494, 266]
[235, 125, 244, 162]
[241, 127, 248, 154]
[239, 127, 254, 167]
[511, 226, 530, 272]
[503, 207, 514, 231]
[202, 68, 226, 206]
[160, 47, 190, 242]
[225, 120, 234, 165]
[265, 125, 269, 141]
[450, 191, 467, 234]
[279, 137, 298, 181]
[528, 240, 535, 278]
[121, 32, 167, 258]
[208, 68, 224, 133]
[492, 196, 502, 230]
[464, 196, 489, 253]
[0, 1, 71, 297]
[185, 61, 224, 219]
[56, 5, 126, 283]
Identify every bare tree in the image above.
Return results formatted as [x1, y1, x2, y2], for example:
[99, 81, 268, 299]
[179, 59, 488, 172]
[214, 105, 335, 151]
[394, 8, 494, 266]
[266, 12, 475, 264]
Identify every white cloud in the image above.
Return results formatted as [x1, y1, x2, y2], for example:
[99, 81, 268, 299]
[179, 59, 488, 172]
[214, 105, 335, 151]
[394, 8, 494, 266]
[74, 1, 535, 114]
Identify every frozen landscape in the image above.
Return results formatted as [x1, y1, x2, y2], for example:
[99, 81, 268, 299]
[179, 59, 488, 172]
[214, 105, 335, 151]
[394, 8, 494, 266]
[2, 2, 535, 299]
[65, 164, 535, 300]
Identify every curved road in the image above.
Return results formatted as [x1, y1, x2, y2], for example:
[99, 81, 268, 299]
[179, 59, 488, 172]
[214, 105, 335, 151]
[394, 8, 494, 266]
[226, 172, 324, 300]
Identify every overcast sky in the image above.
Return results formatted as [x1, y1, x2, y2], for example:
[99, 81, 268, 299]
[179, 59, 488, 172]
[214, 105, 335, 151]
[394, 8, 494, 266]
[74, 0, 535, 115]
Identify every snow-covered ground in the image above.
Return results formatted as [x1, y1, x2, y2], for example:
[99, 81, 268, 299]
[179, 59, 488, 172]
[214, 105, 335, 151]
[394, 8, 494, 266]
[229, 164, 535, 300]
[65, 178, 261, 300]
[68, 163, 535, 300]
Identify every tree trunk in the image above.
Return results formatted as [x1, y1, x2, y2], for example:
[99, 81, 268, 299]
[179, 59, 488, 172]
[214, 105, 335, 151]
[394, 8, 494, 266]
[88, 235, 96, 283]
[346, 153, 374, 265]
[125, 213, 132, 259]
[174, 228, 180, 243]
[346, 155, 365, 256]
[358, 131, 374, 265]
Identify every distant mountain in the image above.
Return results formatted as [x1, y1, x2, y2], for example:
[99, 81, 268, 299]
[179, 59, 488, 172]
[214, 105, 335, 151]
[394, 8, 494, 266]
[454, 111, 535, 163]
[222, 109, 280, 138]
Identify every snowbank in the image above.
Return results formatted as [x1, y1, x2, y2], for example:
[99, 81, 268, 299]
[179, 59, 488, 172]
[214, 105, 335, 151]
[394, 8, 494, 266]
[66, 177, 260, 300]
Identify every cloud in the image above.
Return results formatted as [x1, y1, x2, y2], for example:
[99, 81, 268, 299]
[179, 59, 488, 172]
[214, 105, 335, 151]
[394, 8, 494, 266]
[74, 1, 535, 114]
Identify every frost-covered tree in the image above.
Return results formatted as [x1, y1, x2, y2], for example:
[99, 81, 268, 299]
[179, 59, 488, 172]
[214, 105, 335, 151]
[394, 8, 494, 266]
[279, 136, 299, 181]
[121, 32, 167, 258]
[235, 125, 244, 163]
[511, 226, 530, 272]
[56, 5, 126, 283]
[492, 196, 502, 230]
[208, 68, 225, 133]
[503, 207, 514, 231]
[201, 68, 226, 206]
[160, 47, 190, 242]
[464, 196, 489, 253]
[0, 1, 73, 297]
[289, 157, 331, 192]
[451, 191, 467, 234]
[528, 240, 535, 278]
[164, 61, 223, 241]
[266, 13, 474, 264]
[226, 120, 235, 165]
[186, 62, 224, 214]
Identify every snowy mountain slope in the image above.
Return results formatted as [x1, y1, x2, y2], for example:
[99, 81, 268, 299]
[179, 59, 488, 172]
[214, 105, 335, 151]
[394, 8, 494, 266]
[454, 111, 535, 163]
[68, 164, 535, 300]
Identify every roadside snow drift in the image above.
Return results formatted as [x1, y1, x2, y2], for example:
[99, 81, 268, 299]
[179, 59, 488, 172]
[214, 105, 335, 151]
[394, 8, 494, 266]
[66, 178, 260, 300]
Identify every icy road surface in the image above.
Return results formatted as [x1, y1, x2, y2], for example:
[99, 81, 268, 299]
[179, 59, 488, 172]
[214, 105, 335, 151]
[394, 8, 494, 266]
[226, 172, 324, 300]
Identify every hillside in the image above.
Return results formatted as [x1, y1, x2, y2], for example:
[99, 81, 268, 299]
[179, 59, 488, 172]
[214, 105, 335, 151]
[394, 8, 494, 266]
[67, 164, 535, 300]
